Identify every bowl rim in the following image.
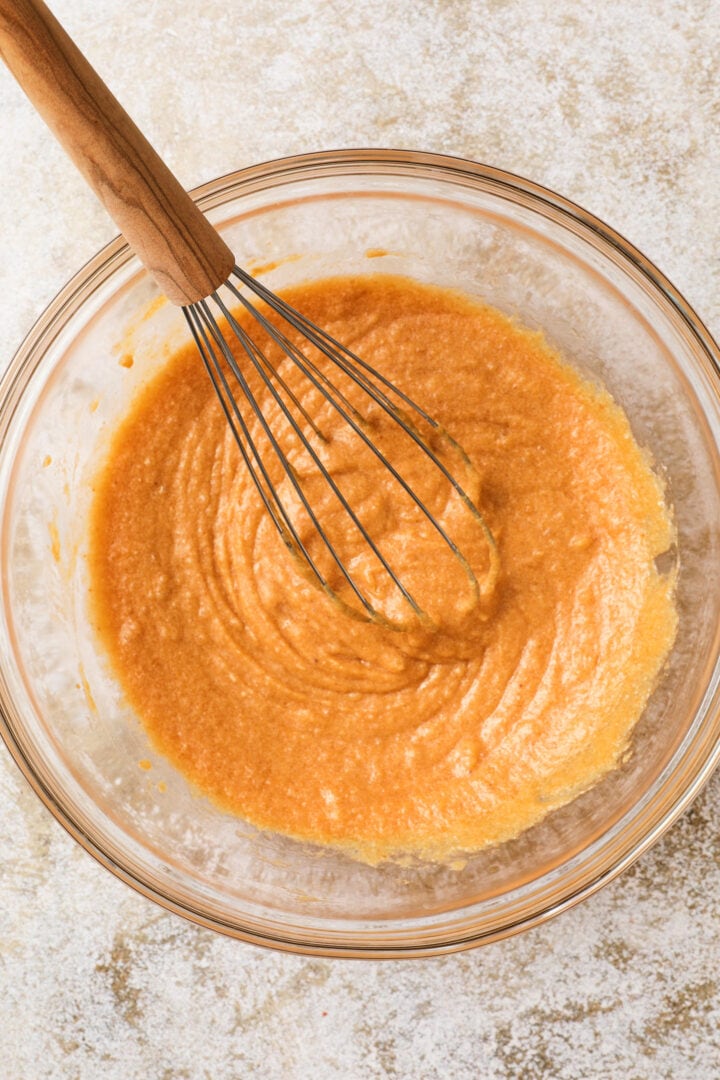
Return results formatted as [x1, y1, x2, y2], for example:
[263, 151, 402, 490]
[1, 147, 720, 958]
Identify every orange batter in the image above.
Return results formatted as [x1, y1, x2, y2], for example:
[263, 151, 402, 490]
[89, 275, 677, 862]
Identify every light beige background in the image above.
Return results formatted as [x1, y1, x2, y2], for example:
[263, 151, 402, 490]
[1, 1, 719, 1076]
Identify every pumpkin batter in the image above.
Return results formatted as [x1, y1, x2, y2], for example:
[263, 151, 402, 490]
[89, 274, 677, 863]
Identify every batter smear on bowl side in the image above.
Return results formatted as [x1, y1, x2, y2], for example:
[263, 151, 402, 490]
[89, 274, 677, 863]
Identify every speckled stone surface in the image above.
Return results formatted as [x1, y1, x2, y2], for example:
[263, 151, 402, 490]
[1, 1, 720, 1076]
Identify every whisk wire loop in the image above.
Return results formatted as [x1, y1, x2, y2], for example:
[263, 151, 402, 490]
[184, 267, 499, 623]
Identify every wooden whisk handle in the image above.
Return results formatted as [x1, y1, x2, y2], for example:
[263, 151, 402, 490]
[0, 0, 234, 305]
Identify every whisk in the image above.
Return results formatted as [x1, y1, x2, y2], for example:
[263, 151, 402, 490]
[0, 0, 497, 625]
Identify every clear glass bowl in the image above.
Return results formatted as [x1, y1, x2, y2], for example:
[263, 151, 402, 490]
[1, 150, 719, 958]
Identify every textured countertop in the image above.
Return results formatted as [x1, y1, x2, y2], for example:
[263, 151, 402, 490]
[1, 1, 720, 1076]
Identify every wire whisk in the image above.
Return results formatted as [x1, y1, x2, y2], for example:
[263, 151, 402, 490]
[0, 0, 498, 626]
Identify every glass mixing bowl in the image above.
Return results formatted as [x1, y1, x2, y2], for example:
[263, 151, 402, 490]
[1, 150, 719, 958]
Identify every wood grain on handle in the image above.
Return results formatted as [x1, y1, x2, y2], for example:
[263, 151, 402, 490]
[0, 0, 235, 305]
